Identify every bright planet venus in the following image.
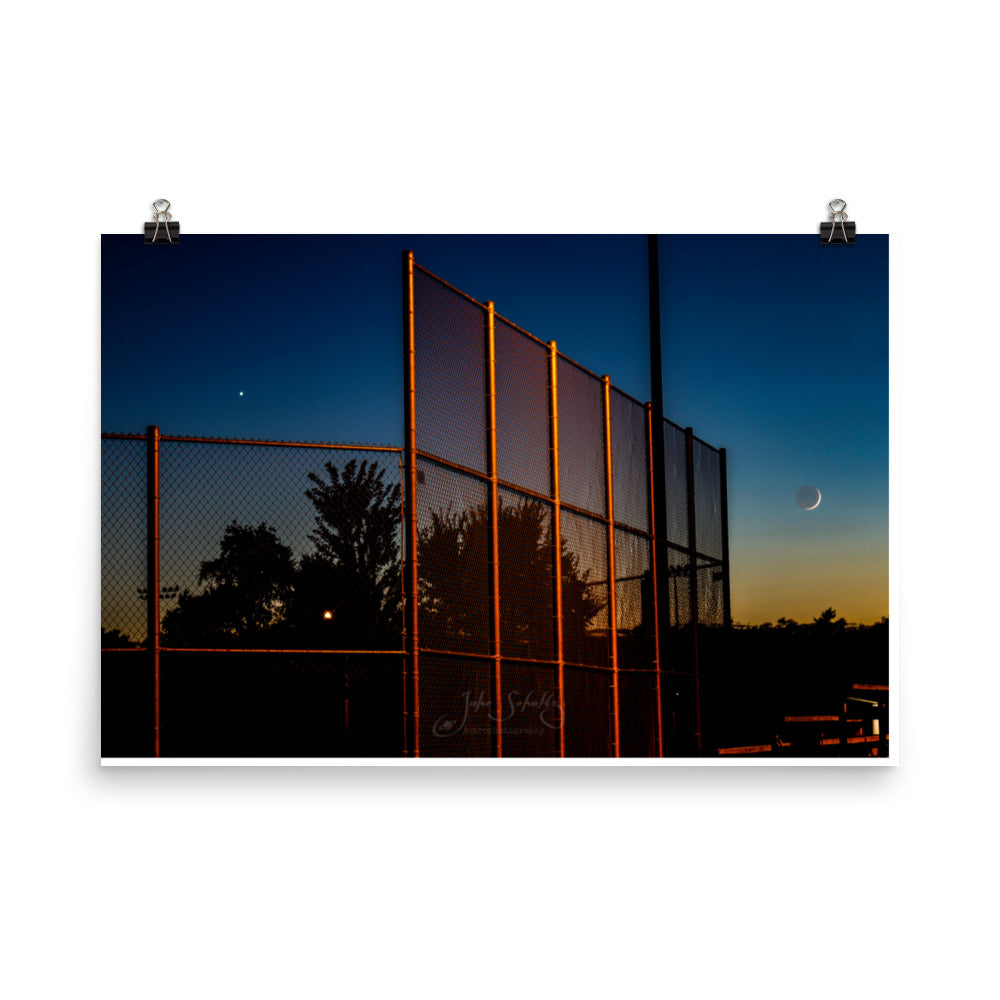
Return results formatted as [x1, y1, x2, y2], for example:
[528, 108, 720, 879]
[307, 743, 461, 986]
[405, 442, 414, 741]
[796, 485, 822, 510]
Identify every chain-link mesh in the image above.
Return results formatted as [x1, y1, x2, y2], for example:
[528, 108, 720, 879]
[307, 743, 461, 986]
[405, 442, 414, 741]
[559, 508, 609, 667]
[414, 268, 488, 474]
[556, 356, 606, 516]
[614, 527, 654, 670]
[498, 488, 554, 661]
[102, 437, 148, 647]
[697, 557, 726, 627]
[563, 666, 613, 756]
[157, 442, 403, 651]
[693, 438, 723, 561]
[501, 661, 561, 757]
[495, 317, 551, 497]
[618, 670, 659, 757]
[610, 388, 650, 533]
[659, 546, 694, 675]
[663, 420, 690, 547]
[407, 263, 730, 757]
[665, 544, 692, 628]
[417, 655, 495, 757]
[101, 434, 405, 757]
[415, 457, 490, 656]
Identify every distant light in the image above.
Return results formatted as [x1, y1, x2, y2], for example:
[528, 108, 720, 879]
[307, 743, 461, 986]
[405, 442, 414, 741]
[239, 391, 244, 397]
[323, 610, 333, 620]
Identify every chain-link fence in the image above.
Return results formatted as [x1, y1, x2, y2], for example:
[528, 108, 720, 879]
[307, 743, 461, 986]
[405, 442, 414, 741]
[102, 255, 730, 758]
[405, 257, 729, 758]
[101, 433, 405, 757]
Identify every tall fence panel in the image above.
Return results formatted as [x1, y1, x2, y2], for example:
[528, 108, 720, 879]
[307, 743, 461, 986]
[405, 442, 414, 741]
[657, 421, 731, 753]
[406, 256, 728, 757]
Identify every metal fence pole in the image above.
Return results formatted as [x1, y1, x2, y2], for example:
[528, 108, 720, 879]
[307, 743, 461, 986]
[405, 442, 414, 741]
[685, 427, 702, 755]
[486, 301, 502, 757]
[646, 404, 664, 757]
[648, 236, 671, 750]
[145, 425, 161, 758]
[548, 342, 566, 757]
[719, 447, 732, 629]
[603, 377, 620, 757]
[402, 251, 420, 757]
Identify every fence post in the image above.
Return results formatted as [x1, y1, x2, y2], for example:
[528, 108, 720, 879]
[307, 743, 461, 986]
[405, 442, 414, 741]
[146, 425, 160, 758]
[685, 427, 702, 755]
[719, 447, 732, 629]
[647, 404, 664, 757]
[549, 342, 566, 757]
[603, 377, 620, 757]
[402, 251, 420, 757]
[486, 302, 502, 757]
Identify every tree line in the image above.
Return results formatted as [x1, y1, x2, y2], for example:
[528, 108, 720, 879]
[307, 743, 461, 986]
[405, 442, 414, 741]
[104, 458, 609, 652]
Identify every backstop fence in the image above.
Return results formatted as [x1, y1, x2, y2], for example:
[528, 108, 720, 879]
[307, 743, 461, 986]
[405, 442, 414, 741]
[404, 255, 728, 758]
[101, 254, 729, 757]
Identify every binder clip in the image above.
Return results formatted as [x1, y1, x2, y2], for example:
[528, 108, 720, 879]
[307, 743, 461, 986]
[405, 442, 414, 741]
[144, 199, 179, 244]
[820, 199, 855, 244]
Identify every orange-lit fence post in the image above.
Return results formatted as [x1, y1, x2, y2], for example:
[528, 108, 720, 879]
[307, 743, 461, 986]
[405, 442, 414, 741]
[647, 404, 664, 757]
[486, 302, 502, 757]
[145, 424, 161, 758]
[402, 251, 420, 757]
[719, 447, 732, 629]
[548, 342, 566, 757]
[603, 377, 620, 757]
[685, 426, 702, 755]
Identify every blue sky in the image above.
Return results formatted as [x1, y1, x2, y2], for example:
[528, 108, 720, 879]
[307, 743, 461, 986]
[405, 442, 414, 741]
[103, 234, 887, 623]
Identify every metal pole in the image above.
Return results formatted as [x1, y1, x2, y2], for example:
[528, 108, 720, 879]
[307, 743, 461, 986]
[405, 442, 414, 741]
[648, 236, 664, 428]
[486, 301, 502, 757]
[647, 404, 664, 757]
[603, 377, 620, 757]
[146, 425, 160, 758]
[685, 426, 702, 755]
[402, 251, 420, 757]
[549, 342, 566, 758]
[719, 447, 732, 629]
[647, 235, 671, 747]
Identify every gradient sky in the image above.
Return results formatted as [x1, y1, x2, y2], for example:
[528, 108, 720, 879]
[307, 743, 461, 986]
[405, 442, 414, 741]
[102, 234, 888, 625]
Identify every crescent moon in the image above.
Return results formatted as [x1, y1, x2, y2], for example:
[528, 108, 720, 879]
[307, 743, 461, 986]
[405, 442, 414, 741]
[796, 485, 822, 510]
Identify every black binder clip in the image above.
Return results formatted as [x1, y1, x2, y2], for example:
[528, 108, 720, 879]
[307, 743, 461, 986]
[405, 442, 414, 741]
[144, 199, 179, 244]
[820, 199, 855, 244]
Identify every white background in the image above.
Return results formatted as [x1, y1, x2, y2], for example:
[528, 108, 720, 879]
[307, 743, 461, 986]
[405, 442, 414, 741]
[3, 2, 998, 997]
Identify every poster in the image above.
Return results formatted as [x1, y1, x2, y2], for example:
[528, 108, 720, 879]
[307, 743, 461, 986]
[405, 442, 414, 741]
[102, 234, 888, 761]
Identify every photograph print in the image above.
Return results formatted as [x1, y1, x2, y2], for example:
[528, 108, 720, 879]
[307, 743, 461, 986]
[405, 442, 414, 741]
[101, 233, 888, 760]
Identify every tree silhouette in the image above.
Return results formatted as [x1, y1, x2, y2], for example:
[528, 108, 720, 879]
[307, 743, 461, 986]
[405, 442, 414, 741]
[417, 496, 604, 656]
[811, 607, 847, 630]
[154, 460, 401, 652]
[286, 458, 402, 648]
[160, 521, 296, 647]
[101, 626, 134, 648]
